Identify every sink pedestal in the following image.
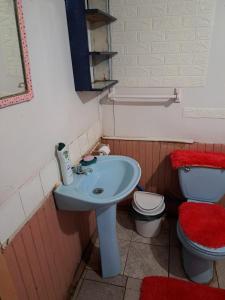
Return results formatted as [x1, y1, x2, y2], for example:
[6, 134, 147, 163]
[96, 204, 121, 278]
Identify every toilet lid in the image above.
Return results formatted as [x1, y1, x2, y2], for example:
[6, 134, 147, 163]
[179, 202, 225, 248]
[133, 192, 165, 216]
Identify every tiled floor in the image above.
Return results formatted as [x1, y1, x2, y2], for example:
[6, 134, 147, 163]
[72, 210, 224, 299]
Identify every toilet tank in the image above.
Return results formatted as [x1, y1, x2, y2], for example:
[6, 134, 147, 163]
[178, 167, 225, 203]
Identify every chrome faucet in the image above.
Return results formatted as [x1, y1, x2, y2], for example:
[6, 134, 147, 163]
[73, 164, 93, 175]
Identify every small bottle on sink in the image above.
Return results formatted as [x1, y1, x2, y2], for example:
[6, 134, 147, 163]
[57, 143, 73, 185]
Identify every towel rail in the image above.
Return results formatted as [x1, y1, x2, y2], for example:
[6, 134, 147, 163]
[109, 88, 180, 103]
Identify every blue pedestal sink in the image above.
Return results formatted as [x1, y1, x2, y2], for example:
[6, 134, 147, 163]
[54, 155, 141, 278]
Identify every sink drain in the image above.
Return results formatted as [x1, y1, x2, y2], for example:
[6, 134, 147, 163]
[93, 188, 104, 195]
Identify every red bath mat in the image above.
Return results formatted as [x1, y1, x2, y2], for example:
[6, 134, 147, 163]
[179, 202, 225, 248]
[140, 276, 225, 300]
[170, 150, 225, 169]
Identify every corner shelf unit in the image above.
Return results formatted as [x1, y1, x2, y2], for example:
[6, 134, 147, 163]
[65, 0, 118, 91]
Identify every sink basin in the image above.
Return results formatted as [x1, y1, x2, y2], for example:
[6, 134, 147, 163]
[54, 155, 141, 278]
[54, 155, 141, 211]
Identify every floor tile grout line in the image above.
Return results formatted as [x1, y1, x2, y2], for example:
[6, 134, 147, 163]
[122, 277, 128, 300]
[122, 232, 133, 276]
[214, 262, 220, 288]
[130, 240, 170, 250]
[129, 240, 169, 247]
[168, 241, 171, 278]
[168, 219, 172, 277]
[126, 275, 144, 280]
[81, 268, 87, 279]
[118, 238, 133, 242]
[83, 278, 127, 289]
[74, 278, 85, 300]
[124, 275, 128, 289]
[84, 272, 143, 288]
[122, 288, 126, 300]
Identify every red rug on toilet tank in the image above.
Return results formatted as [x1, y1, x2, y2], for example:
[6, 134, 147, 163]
[179, 202, 225, 248]
[140, 277, 225, 300]
[170, 150, 225, 169]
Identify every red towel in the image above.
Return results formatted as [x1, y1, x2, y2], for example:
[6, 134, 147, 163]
[141, 276, 225, 300]
[171, 150, 225, 169]
[179, 202, 225, 248]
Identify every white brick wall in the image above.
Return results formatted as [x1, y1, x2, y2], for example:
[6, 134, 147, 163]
[111, 0, 216, 87]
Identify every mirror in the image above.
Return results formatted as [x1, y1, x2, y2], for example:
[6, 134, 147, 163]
[0, 0, 33, 108]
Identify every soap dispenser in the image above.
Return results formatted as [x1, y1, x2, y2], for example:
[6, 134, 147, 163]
[57, 143, 73, 185]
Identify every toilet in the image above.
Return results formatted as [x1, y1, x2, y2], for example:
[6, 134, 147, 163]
[171, 150, 225, 284]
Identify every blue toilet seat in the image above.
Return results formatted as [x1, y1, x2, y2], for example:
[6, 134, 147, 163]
[177, 222, 225, 260]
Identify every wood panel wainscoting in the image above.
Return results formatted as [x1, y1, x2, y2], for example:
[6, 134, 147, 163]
[102, 139, 225, 206]
[0, 194, 96, 300]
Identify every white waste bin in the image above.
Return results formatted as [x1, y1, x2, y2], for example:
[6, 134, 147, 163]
[132, 191, 165, 238]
